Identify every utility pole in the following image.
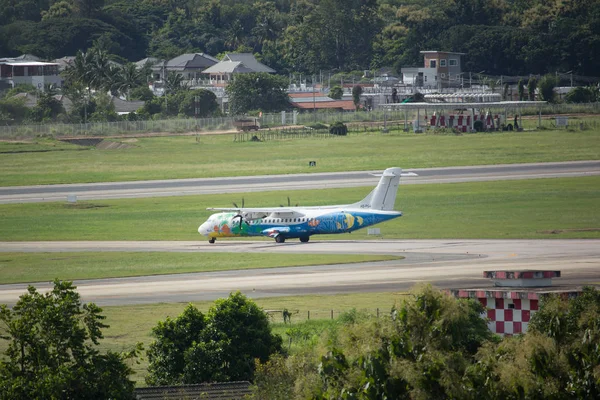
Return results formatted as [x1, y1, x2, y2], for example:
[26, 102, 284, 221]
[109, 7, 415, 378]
[163, 63, 168, 113]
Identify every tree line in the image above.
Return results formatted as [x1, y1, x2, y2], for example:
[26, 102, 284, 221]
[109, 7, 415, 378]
[0, 0, 599, 77]
[1, 280, 599, 399]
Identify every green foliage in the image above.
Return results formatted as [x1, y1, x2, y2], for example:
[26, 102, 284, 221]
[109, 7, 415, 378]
[518, 79, 525, 101]
[528, 77, 538, 101]
[329, 85, 343, 100]
[226, 72, 289, 115]
[130, 86, 155, 102]
[146, 292, 282, 385]
[329, 121, 348, 136]
[31, 91, 65, 122]
[539, 74, 559, 103]
[565, 87, 599, 103]
[0, 96, 30, 123]
[255, 285, 494, 399]
[89, 92, 117, 122]
[0, 280, 138, 399]
[178, 89, 219, 118]
[352, 85, 363, 109]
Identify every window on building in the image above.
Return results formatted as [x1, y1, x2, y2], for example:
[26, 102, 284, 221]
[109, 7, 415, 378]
[440, 59, 447, 67]
[424, 76, 428, 82]
[449, 59, 458, 66]
[429, 59, 437, 68]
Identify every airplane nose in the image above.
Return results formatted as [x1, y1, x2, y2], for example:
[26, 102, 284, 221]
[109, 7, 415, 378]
[198, 222, 209, 236]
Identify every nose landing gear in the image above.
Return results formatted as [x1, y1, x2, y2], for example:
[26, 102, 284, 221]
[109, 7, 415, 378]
[209, 238, 216, 244]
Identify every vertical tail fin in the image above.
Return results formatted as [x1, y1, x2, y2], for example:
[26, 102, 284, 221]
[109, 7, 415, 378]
[351, 167, 405, 211]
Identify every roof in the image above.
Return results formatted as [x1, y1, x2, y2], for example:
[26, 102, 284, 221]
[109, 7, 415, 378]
[51, 56, 76, 69]
[136, 57, 163, 69]
[420, 50, 466, 56]
[382, 101, 547, 110]
[291, 100, 356, 111]
[166, 53, 218, 70]
[221, 53, 275, 73]
[111, 97, 144, 114]
[134, 381, 252, 400]
[202, 61, 255, 74]
[1, 61, 59, 66]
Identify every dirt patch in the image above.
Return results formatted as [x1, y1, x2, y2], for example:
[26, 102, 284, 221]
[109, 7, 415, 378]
[63, 203, 110, 209]
[95, 139, 136, 150]
[538, 228, 600, 234]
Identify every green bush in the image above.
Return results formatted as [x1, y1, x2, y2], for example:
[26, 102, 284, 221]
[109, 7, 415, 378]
[473, 120, 485, 132]
[329, 121, 348, 136]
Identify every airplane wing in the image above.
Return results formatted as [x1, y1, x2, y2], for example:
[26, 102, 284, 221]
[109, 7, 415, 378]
[207, 207, 307, 219]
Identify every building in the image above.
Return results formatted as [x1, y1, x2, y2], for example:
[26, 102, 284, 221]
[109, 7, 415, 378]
[154, 53, 219, 83]
[0, 57, 62, 91]
[288, 92, 356, 112]
[202, 53, 275, 85]
[401, 51, 465, 89]
[448, 270, 585, 336]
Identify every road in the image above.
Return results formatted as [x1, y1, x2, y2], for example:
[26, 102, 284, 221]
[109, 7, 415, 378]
[1, 239, 599, 306]
[1, 160, 599, 203]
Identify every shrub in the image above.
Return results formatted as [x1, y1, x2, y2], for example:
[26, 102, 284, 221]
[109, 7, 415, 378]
[329, 121, 348, 135]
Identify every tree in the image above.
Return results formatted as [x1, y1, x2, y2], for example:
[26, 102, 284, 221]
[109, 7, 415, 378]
[518, 79, 525, 101]
[527, 76, 538, 101]
[146, 292, 282, 386]
[538, 74, 559, 103]
[0, 96, 30, 123]
[0, 280, 138, 399]
[329, 85, 343, 100]
[178, 89, 219, 118]
[31, 91, 65, 122]
[565, 86, 599, 103]
[226, 72, 289, 114]
[352, 85, 363, 110]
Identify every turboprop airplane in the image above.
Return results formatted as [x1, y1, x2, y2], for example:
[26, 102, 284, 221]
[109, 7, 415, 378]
[198, 167, 416, 243]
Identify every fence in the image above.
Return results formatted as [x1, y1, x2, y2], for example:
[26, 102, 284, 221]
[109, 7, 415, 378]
[266, 307, 388, 324]
[1, 103, 599, 140]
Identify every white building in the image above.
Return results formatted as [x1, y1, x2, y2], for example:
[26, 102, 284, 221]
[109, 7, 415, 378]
[401, 51, 465, 89]
[0, 57, 62, 91]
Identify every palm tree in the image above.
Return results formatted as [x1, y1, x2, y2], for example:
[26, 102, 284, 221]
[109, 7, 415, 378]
[63, 50, 95, 90]
[165, 71, 187, 94]
[118, 63, 143, 100]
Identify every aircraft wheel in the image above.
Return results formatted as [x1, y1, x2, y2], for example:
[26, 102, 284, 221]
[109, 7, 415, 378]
[209, 238, 216, 244]
[275, 236, 285, 243]
[300, 236, 310, 243]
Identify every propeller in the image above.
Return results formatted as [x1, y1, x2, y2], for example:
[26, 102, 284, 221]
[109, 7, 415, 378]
[280, 196, 299, 207]
[232, 198, 248, 227]
[232, 198, 245, 209]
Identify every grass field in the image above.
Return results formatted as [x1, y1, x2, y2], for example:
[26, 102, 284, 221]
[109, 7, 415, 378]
[0, 252, 401, 284]
[1, 176, 599, 241]
[1, 128, 599, 186]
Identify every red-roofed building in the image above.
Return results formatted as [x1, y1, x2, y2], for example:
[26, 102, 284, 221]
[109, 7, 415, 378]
[288, 92, 357, 111]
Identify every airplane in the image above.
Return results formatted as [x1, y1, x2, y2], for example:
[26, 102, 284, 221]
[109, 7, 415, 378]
[198, 167, 417, 243]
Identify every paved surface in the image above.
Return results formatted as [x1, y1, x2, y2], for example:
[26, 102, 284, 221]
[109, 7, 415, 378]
[1, 161, 599, 203]
[1, 239, 598, 306]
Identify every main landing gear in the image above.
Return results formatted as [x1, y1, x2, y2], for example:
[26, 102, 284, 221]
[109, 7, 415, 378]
[274, 236, 310, 243]
[209, 238, 216, 244]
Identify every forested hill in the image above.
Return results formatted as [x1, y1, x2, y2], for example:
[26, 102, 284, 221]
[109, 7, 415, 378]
[1, 0, 598, 76]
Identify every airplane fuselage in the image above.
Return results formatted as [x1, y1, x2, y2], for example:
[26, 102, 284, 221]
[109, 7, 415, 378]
[198, 209, 401, 240]
[198, 167, 412, 243]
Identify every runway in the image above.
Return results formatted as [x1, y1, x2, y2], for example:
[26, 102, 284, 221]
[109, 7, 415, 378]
[1, 160, 599, 203]
[2, 161, 599, 306]
[1, 239, 599, 306]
